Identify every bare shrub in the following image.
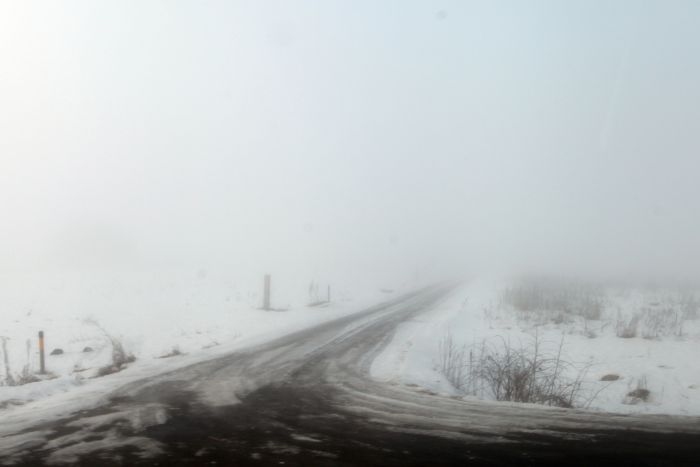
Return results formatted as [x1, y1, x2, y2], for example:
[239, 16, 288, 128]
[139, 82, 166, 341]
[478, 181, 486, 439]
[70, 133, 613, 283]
[627, 388, 651, 401]
[0, 337, 53, 386]
[641, 307, 681, 339]
[437, 333, 468, 391]
[1, 337, 16, 386]
[84, 319, 136, 377]
[477, 334, 588, 408]
[580, 296, 604, 321]
[96, 337, 136, 377]
[616, 312, 640, 338]
[438, 331, 590, 408]
[680, 293, 699, 320]
[625, 377, 651, 404]
[110, 336, 136, 368]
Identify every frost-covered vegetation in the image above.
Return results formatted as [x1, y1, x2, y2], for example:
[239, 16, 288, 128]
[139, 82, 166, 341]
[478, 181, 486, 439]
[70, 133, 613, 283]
[438, 331, 591, 408]
[502, 279, 605, 323]
[495, 278, 700, 408]
[372, 278, 700, 415]
[501, 277, 700, 340]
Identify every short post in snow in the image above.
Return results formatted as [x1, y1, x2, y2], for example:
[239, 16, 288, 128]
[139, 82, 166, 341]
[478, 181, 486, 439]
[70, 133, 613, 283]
[38, 331, 46, 374]
[327, 284, 331, 303]
[263, 274, 271, 311]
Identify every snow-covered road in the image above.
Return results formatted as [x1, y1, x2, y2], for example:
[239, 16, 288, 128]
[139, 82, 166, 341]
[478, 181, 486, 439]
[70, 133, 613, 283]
[2, 285, 700, 466]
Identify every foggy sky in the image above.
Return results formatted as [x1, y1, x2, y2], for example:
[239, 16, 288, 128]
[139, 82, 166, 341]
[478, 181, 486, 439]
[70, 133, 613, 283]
[2, 1, 700, 284]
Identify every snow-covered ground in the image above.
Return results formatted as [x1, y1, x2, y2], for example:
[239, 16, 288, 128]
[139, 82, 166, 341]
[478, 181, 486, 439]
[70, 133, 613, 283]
[0, 268, 407, 420]
[372, 278, 700, 415]
[5, 272, 700, 431]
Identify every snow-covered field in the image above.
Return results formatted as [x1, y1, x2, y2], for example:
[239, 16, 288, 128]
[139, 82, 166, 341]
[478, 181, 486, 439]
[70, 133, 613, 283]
[0, 269, 405, 419]
[4, 272, 700, 431]
[372, 278, 700, 415]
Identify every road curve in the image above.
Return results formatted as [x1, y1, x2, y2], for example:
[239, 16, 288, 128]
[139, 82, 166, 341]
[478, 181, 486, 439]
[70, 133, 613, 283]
[3, 285, 700, 466]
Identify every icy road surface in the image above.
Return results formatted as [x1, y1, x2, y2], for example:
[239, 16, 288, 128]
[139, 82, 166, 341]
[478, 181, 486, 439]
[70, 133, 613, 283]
[2, 286, 700, 466]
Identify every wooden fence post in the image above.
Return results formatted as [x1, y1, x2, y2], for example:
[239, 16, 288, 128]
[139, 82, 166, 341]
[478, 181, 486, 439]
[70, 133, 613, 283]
[263, 274, 271, 310]
[38, 331, 46, 374]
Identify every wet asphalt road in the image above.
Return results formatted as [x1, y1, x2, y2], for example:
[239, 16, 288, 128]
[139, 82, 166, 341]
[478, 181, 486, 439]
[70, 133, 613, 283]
[3, 286, 700, 466]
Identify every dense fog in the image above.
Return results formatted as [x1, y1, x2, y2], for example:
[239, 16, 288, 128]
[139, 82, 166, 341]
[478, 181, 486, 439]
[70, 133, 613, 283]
[2, 1, 700, 292]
